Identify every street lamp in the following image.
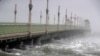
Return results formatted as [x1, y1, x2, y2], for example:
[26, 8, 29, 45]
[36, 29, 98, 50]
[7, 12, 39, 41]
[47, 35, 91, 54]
[14, 4, 17, 23]
[65, 9, 67, 30]
[54, 15, 55, 24]
[57, 6, 60, 31]
[70, 12, 73, 29]
[40, 11, 42, 24]
[28, 0, 33, 36]
[74, 14, 76, 29]
[45, 0, 49, 34]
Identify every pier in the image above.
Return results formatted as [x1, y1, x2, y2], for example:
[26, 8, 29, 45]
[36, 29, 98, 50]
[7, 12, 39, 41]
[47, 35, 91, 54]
[0, 0, 90, 51]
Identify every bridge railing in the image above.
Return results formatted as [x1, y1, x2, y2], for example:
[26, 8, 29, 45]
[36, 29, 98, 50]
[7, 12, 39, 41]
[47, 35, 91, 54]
[0, 23, 62, 35]
[0, 23, 84, 35]
[0, 24, 28, 35]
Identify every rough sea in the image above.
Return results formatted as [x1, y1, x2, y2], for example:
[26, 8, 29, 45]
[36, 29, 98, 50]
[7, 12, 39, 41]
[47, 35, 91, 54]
[0, 32, 100, 56]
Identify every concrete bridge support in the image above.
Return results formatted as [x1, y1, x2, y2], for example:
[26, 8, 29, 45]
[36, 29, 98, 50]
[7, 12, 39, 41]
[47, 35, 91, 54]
[34, 37, 41, 45]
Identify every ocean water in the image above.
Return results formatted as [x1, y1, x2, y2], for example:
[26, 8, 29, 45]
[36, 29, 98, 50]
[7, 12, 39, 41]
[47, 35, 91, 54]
[0, 32, 100, 56]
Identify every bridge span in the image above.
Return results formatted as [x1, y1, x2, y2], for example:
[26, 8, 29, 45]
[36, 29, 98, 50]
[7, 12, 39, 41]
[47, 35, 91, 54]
[0, 23, 90, 51]
[0, 0, 91, 51]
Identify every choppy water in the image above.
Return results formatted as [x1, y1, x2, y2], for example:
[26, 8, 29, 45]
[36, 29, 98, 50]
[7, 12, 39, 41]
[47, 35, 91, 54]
[0, 32, 100, 56]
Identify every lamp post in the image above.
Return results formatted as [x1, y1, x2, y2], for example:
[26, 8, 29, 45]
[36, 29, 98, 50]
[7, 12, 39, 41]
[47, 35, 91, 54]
[77, 16, 79, 28]
[40, 11, 42, 24]
[76, 16, 78, 29]
[74, 14, 76, 29]
[14, 4, 17, 23]
[54, 15, 55, 24]
[70, 12, 73, 29]
[65, 9, 67, 30]
[45, 0, 49, 34]
[57, 6, 60, 31]
[28, 0, 33, 36]
[62, 17, 64, 24]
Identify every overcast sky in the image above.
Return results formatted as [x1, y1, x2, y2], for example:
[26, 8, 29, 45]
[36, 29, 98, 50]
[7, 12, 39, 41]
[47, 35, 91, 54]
[0, 0, 100, 32]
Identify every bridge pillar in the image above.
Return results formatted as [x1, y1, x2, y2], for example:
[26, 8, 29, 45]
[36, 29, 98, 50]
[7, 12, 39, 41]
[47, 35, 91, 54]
[30, 39, 34, 47]
[5, 45, 9, 51]
[48, 33, 55, 42]
[54, 32, 61, 40]
[19, 41, 24, 49]
[35, 37, 41, 45]
[50, 35, 55, 42]
[0, 40, 2, 43]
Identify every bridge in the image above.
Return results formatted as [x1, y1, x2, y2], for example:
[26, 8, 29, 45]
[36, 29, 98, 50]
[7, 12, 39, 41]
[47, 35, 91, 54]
[0, 0, 90, 51]
[0, 22, 90, 51]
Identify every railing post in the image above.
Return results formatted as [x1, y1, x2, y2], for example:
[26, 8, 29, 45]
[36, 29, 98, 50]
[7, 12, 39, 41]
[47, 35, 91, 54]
[28, 0, 33, 37]
[14, 4, 17, 23]
[45, 0, 49, 34]
[57, 6, 60, 31]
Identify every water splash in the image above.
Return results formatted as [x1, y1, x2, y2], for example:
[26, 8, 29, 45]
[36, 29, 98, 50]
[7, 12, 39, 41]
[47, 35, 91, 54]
[0, 33, 100, 56]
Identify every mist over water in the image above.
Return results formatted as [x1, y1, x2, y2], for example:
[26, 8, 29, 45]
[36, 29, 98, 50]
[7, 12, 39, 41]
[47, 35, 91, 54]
[0, 32, 100, 56]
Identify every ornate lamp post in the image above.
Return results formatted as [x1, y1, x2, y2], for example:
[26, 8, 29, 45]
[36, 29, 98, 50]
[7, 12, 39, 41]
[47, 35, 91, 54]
[28, 0, 33, 36]
[76, 15, 78, 29]
[70, 12, 74, 29]
[77, 16, 79, 28]
[45, 0, 49, 34]
[54, 15, 55, 24]
[57, 6, 60, 31]
[74, 14, 76, 29]
[40, 11, 42, 24]
[70, 12, 73, 29]
[65, 9, 67, 30]
[14, 4, 17, 23]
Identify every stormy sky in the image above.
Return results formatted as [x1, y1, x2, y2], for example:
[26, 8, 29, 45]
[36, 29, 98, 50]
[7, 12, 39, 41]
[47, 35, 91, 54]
[0, 0, 100, 32]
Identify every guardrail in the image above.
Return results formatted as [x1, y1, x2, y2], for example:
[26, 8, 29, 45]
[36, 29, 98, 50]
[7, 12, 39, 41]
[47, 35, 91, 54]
[0, 23, 84, 35]
[0, 23, 66, 35]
